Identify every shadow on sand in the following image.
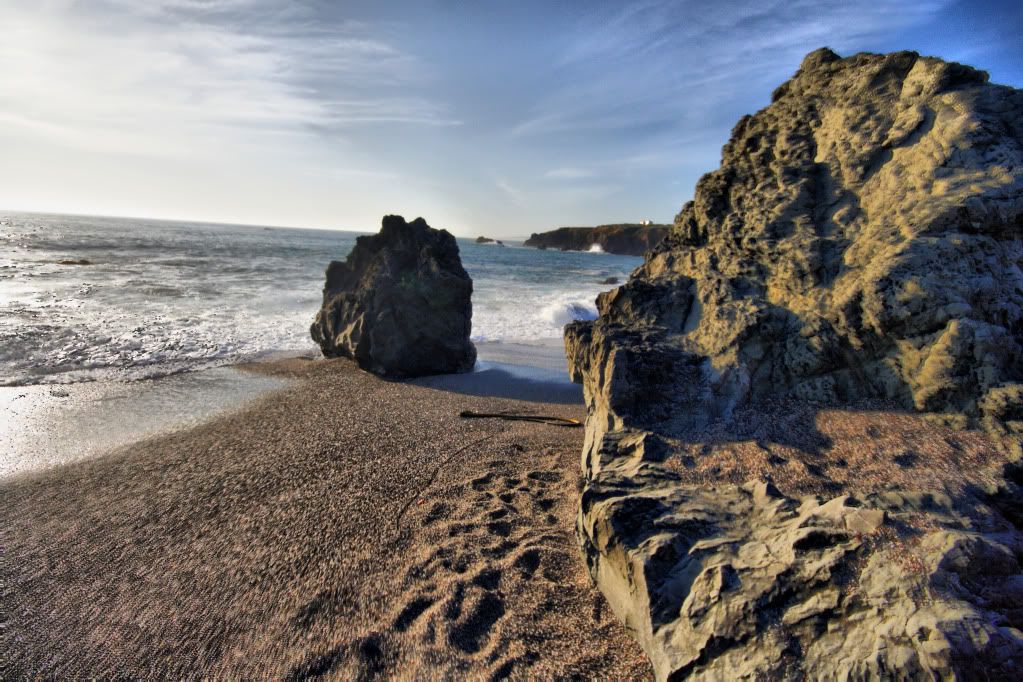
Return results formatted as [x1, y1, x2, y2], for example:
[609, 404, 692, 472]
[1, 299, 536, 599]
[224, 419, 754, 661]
[409, 363, 583, 404]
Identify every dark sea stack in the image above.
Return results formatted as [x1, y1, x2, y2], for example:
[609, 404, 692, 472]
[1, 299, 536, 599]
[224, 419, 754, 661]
[525, 224, 669, 256]
[311, 215, 476, 378]
[565, 50, 1023, 680]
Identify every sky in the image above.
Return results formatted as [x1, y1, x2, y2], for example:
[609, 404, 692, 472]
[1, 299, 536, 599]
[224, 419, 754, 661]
[0, 0, 1020, 238]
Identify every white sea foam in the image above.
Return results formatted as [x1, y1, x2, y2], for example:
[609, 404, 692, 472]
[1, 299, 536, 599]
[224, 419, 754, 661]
[0, 213, 641, 385]
[540, 298, 598, 328]
[471, 290, 602, 343]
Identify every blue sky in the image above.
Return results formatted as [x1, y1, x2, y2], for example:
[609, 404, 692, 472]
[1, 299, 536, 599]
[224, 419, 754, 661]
[0, 0, 1019, 238]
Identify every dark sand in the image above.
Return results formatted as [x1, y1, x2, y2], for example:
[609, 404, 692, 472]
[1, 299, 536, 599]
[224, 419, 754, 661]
[662, 398, 1012, 499]
[0, 358, 650, 679]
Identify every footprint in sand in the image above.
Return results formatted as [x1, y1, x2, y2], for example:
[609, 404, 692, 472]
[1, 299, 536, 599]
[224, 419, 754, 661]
[470, 473, 495, 490]
[534, 498, 555, 511]
[513, 548, 541, 577]
[388, 446, 581, 672]
[894, 451, 919, 468]
[286, 633, 388, 681]
[448, 590, 506, 654]
[527, 470, 563, 483]
[393, 596, 435, 632]
[486, 520, 512, 537]
[423, 501, 451, 525]
[471, 567, 502, 590]
[482, 539, 518, 559]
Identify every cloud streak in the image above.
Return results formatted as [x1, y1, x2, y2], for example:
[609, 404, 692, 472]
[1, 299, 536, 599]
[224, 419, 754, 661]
[513, 0, 951, 139]
[545, 167, 597, 180]
[0, 0, 457, 161]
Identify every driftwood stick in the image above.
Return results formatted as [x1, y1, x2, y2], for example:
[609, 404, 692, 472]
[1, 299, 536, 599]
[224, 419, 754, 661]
[458, 410, 582, 428]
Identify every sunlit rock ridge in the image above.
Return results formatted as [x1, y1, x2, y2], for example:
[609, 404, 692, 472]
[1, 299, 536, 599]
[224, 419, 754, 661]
[565, 49, 1023, 680]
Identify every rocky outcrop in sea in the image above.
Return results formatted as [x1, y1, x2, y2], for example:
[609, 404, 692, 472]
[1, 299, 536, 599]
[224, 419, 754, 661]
[311, 215, 476, 377]
[525, 224, 669, 256]
[565, 49, 1023, 680]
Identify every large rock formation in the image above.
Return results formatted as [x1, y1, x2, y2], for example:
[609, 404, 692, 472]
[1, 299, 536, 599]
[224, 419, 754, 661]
[565, 49, 1023, 680]
[525, 224, 669, 255]
[311, 215, 476, 377]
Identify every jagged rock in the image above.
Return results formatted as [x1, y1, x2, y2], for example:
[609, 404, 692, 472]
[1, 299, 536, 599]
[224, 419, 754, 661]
[311, 215, 476, 377]
[566, 49, 1023, 680]
[570, 48, 1022, 427]
[525, 224, 669, 255]
[475, 235, 504, 245]
[576, 424, 1023, 680]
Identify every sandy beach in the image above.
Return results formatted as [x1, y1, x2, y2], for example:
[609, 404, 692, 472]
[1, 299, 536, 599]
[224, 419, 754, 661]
[0, 356, 650, 679]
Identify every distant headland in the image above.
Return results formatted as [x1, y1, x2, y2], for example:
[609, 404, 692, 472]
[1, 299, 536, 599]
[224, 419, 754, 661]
[524, 223, 669, 256]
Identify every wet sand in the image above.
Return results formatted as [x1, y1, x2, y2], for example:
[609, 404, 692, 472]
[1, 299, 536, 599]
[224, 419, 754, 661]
[0, 366, 288, 478]
[0, 357, 651, 679]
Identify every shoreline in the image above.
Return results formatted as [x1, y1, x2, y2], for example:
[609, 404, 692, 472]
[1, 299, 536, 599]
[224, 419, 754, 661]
[1, 338, 577, 480]
[0, 366, 289, 480]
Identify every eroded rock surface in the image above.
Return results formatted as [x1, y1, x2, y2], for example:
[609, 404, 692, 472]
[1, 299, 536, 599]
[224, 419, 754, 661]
[312, 215, 475, 377]
[566, 49, 1023, 680]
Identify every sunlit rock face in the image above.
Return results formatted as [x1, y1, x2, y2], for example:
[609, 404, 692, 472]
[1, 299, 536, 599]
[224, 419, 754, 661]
[566, 49, 1023, 680]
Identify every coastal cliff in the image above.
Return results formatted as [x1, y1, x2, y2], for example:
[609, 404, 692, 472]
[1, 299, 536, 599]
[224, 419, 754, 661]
[565, 49, 1023, 679]
[525, 224, 669, 256]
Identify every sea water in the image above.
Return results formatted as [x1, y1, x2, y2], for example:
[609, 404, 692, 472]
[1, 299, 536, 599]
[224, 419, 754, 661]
[0, 212, 642, 386]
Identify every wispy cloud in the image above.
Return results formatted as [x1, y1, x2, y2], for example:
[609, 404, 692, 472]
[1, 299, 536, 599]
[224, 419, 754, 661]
[495, 178, 527, 205]
[0, 0, 458, 161]
[512, 0, 951, 139]
[544, 167, 596, 180]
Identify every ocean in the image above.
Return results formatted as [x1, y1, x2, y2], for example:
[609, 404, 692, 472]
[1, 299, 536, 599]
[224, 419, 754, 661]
[0, 212, 641, 387]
